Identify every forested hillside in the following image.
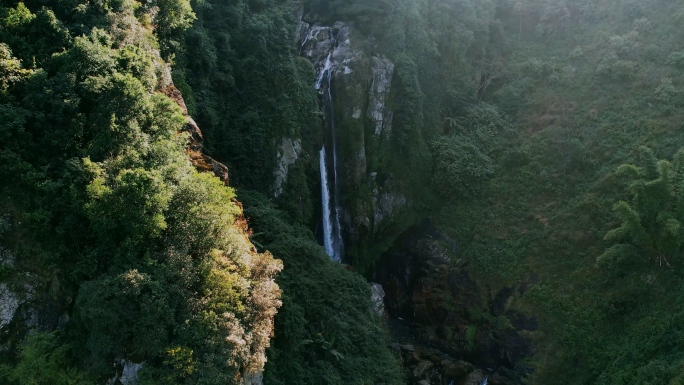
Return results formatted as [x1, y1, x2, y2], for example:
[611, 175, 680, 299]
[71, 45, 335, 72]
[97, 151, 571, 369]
[0, 0, 399, 384]
[2, 0, 684, 384]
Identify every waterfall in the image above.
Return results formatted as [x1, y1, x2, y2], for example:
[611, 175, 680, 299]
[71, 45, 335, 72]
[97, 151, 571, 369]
[319, 146, 336, 260]
[315, 53, 333, 90]
[328, 79, 344, 262]
[315, 45, 344, 262]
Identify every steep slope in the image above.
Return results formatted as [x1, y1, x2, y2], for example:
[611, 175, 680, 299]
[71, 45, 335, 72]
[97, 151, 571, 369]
[1, 1, 407, 384]
[433, 0, 684, 383]
[176, 0, 530, 384]
[250, 0, 684, 384]
[0, 1, 282, 384]
[175, 1, 406, 383]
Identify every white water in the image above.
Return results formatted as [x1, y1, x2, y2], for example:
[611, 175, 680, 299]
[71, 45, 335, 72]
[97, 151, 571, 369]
[327, 81, 344, 261]
[315, 53, 333, 90]
[319, 146, 336, 260]
[315, 48, 344, 262]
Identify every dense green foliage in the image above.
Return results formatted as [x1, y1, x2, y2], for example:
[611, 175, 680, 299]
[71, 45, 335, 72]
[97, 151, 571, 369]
[432, 105, 512, 200]
[240, 192, 403, 385]
[4, 0, 684, 384]
[426, 0, 684, 383]
[293, 0, 684, 383]
[148, 0, 684, 382]
[175, 0, 319, 195]
[598, 148, 684, 270]
[0, 332, 89, 385]
[0, 1, 282, 384]
[170, 3, 406, 381]
[0, 1, 405, 384]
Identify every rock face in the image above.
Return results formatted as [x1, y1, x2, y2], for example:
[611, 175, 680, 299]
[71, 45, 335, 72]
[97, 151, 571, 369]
[301, 22, 357, 74]
[242, 370, 264, 385]
[371, 183, 408, 235]
[0, 284, 19, 329]
[0, 283, 65, 353]
[299, 19, 406, 258]
[274, 138, 302, 197]
[0, 247, 49, 344]
[368, 56, 394, 136]
[0, 248, 18, 330]
[107, 360, 144, 385]
[160, 85, 230, 186]
[375, 221, 536, 385]
[369, 282, 386, 317]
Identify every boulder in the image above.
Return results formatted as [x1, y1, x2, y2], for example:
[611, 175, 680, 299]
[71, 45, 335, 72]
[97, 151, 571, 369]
[243, 370, 264, 385]
[107, 360, 144, 385]
[442, 360, 475, 378]
[413, 360, 434, 379]
[464, 369, 484, 385]
[274, 138, 302, 198]
[120, 361, 143, 385]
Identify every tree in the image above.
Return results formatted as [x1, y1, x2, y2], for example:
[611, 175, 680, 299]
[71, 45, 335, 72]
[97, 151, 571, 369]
[476, 57, 507, 102]
[0, 43, 31, 91]
[431, 134, 494, 200]
[536, 0, 571, 37]
[151, 0, 195, 58]
[654, 77, 677, 108]
[2, 332, 90, 385]
[598, 147, 684, 268]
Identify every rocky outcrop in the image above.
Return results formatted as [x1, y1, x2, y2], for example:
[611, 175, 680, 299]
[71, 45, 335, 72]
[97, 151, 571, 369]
[120, 361, 143, 385]
[301, 22, 357, 74]
[301, 26, 335, 64]
[0, 249, 18, 330]
[369, 282, 386, 317]
[242, 370, 264, 385]
[107, 360, 144, 385]
[0, 245, 65, 352]
[464, 369, 485, 385]
[160, 85, 230, 186]
[0, 284, 19, 330]
[274, 138, 302, 197]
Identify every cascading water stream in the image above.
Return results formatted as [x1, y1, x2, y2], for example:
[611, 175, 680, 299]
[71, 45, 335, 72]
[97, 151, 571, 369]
[315, 53, 332, 90]
[315, 42, 344, 262]
[327, 80, 344, 261]
[319, 146, 335, 259]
